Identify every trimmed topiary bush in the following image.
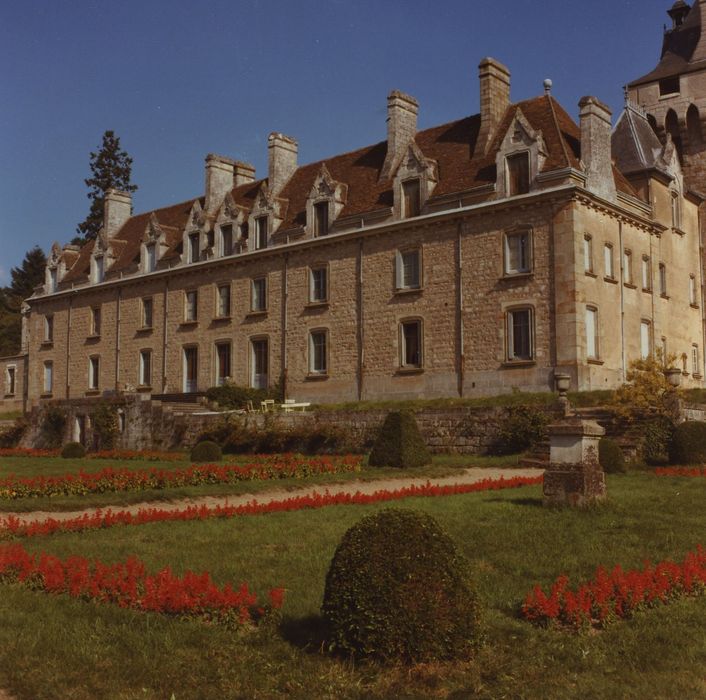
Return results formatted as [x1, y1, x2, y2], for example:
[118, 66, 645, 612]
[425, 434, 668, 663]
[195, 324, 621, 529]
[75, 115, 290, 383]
[598, 437, 625, 473]
[368, 411, 430, 468]
[190, 440, 222, 463]
[669, 421, 706, 465]
[322, 508, 482, 663]
[61, 442, 86, 459]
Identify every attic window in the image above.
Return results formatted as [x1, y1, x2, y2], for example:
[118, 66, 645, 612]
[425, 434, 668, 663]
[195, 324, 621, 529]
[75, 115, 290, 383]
[659, 77, 680, 96]
[145, 244, 156, 272]
[402, 179, 421, 218]
[188, 233, 200, 263]
[93, 256, 104, 284]
[255, 216, 268, 250]
[314, 202, 329, 236]
[506, 152, 530, 196]
[221, 224, 234, 256]
[49, 268, 58, 293]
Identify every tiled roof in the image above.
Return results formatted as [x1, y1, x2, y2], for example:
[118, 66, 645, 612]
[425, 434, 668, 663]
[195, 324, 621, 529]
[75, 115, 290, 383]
[612, 103, 666, 175]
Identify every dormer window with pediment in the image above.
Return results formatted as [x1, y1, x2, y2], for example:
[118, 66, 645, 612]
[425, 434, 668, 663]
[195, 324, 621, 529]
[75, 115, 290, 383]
[214, 194, 247, 256]
[44, 243, 64, 294]
[306, 165, 347, 238]
[181, 201, 211, 265]
[248, 185, 284, 249]
[140, 213, 168, 273]
[90, 233, 110, 284]
[391, 143, 437, 220]
[496, 109, 547, 199]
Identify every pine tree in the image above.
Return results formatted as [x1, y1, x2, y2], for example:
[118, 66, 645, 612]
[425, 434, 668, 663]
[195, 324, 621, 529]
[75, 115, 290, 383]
[76, 130, 138, 242]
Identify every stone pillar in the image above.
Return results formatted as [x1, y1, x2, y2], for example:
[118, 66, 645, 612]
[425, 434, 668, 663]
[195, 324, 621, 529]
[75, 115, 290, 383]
[543, 418, 606, 507]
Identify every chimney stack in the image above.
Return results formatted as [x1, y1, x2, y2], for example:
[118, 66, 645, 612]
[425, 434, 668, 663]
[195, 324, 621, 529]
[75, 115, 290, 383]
[381, 90, 419, 180]
[474, 58, 511, 158]
[578, 96, 616, 201]
[205, 154, 235, 212]
[268, 133, 298, 196]
[103, 189, 132, 237]
[234, 160, 256, 187]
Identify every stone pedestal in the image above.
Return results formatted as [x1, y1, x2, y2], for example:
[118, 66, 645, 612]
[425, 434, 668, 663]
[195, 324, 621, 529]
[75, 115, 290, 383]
[543, 418, 606, 507]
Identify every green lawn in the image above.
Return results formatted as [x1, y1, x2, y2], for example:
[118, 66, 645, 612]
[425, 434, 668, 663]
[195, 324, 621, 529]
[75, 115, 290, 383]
[1, 473, 705, 699]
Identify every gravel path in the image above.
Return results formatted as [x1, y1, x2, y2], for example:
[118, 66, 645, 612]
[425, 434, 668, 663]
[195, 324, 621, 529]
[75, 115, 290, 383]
[1, 467, 543, 526]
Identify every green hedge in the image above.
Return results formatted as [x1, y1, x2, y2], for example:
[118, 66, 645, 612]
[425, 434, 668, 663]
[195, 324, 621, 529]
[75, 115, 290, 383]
[669, 421, 706, 465]
[368, 411, 430, 468]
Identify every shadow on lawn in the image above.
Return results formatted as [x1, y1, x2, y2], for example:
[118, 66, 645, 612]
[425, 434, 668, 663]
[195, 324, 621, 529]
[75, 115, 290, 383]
[485, 496, 543, 508]
[279, 614, 330, 654]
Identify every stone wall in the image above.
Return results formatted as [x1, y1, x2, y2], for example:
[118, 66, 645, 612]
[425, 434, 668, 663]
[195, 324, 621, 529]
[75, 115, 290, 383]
[0, 354, 26, 412]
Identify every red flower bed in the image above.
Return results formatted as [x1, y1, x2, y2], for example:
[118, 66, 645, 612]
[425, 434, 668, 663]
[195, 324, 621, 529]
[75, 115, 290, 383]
[0, 454, 363, 499]
[0, 544, 284, 624]
[0, 475, 542, 538]
[654, 467, 706, 478]
[521, 546, 706, 629]
[0, 542, 284, 626]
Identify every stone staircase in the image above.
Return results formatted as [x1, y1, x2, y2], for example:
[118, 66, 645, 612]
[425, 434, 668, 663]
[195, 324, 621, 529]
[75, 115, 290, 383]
[151, 392, 205, 416]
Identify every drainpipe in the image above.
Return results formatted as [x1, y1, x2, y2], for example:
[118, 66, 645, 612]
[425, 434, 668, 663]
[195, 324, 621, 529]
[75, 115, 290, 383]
[618, 220, 626, 381]
[282, 254, 288, 399]
[456, 221, 464, 397]
[65, 296, 73, 399]
[162, 278, 169, 393]
[699, 204, 706, 381]
[357, 239, 365, 401]
[115, 287, 122, 390]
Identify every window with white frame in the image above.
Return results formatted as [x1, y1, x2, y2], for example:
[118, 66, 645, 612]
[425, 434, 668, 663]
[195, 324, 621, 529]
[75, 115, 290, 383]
[309, 266, 328, 303]
[659, 263, 667, 296]
[506, 307, 534, 361]
[623, 249, 633, 285]
[44, 315, 54, 343]
[504, 230, 532, 275]
[142, 297, 153, 328]
[402, 179, 421, 218]
[313, 202, 329, 236]
[49, 267, 58, 293]
[604, 243, 614, 279]
[43, 361, 53, 394]
[690, 274, 698, 306]
[215, 341, 231, 386]
[216, 284, 231, 318]
[220, 224, 234, 256]
[255, 216, 268, 250]
[583, 235, 593, 274]
[185, 290, 198, 322]
[91, 307, 101, 336]
[139, 349, 152, 387]
[309, 330, 328, 375]
[585, 306, 599, 360]
[251, 338, 268, 389]
[88, 356, 100, 390]
[506, 152, 530, 196]
[6, 366, 16, 395]
[640, 320, 652, 360]
[396, 249, 421, 290]
[251, 277, 267, 312]
[188, 232, 200, 263]
[399, 319, 423, 368]
[93, 256, 105, 284]
[145, 243, 156, 272]
[693, 344, 701, 376]
[641, 256, 652, 291]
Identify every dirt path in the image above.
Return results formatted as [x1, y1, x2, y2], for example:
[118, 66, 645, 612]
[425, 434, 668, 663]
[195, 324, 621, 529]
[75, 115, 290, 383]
[1, 467, 543, 526]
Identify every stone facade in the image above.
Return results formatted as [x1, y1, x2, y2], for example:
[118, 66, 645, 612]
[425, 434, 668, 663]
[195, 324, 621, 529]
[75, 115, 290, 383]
[0, 355, 25, 412]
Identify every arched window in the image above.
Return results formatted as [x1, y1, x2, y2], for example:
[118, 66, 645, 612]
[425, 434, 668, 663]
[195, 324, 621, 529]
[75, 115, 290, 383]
[665, 109, 683, 159]
[687, 104, 702, 148]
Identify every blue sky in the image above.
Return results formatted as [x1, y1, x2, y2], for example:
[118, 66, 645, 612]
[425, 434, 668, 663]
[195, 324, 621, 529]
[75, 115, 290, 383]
[0, 0, 673, 284]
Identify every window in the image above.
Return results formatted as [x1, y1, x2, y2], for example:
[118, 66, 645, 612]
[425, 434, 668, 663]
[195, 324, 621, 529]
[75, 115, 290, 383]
[690, 274, 698, 306]
[139, 350, 152, 387]
[399, 319, 423, 368]
[506, 152, 530, 196]
[659, 263, 667, 296]
[216, 284, 231, 317]
[396, 249, 421, 290]
[309, 266, 328, 303]
[145, 243, 156, 272]
[641, 256, 651, 291]
[586, 306, 598, 360]
[693, 345, 701, 376]
[251, 277, 267, 312]
[43, 361, 53, 394]
[220, 224, 234, 256]
[402, 179, 421, 218]
[623, 249, 633, 285]
[183, 346, 198, 393]
[188, 233, 200, 263]
[659, 76, 680, 96]
[583, 235, 593, 274]
[604, 244, 614, 279]
[251, 338, 268, 389]
[215, 342, 231, 386]
[671, 192, 681, 230]
[506, 307, 533, 361]
[93, 256, 104, 283]
[142, 297, 153, 328]
[309, 330, 328, 375]
[185, 290, 198, 322]
[91, 307, 101, 336]
[6, 366, 16, 395]
[504, 230, 532, 275]
[49, 268, 58, 293]
[640, 320, 651, 360]
[255, 216, 268, 250]
[89, 356, 100, 390]
[313, 202, 329, 236]
[44, 315, 54, 343]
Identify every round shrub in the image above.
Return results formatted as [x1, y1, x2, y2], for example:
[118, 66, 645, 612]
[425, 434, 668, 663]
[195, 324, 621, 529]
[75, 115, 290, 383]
[322, 508, 482, 663]
[669, 421, 706, 465]
[368, 411, 431, 468]
[61, 442, 86, 459]
[598, 437, 625, 473]
[190, 440, 222, 463]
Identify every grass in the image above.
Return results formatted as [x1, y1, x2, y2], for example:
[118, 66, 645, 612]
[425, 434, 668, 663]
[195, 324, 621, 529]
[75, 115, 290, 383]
[0, 473, 705, 698]
[0, 453, 519, 512]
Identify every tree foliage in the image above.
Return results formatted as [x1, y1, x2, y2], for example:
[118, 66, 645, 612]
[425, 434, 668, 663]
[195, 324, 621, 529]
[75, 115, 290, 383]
[76, 130, 137, 242]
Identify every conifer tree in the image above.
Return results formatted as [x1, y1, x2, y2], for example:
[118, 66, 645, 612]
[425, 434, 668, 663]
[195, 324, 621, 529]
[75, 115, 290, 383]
[76, 130, 137, 242]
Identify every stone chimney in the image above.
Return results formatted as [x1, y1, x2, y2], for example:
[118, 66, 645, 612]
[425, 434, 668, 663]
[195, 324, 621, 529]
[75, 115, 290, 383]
[579, 96, 616, 201]
[474, 58, 511, 158]
[103, 189, 132, 237]
[234, 161, 256, 187]
[205, 154, 235, 212]
[381, 90, 419, 180]
[268, 133, 298, 196]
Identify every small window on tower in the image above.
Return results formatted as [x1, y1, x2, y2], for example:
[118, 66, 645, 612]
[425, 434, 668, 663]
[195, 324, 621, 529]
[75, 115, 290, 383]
[659, 77, 680, 96]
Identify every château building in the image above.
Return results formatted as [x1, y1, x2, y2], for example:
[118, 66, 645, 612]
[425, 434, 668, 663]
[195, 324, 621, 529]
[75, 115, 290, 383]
[2, 24, 706, 411]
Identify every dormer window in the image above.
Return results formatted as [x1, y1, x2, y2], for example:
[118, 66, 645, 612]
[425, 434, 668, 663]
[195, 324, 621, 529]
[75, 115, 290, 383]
[145, 243, 156, 272]
[221, 224, 234, 256]
[402, 179, 421, 218]
[188, 232, 200, 263]
[507, 152, 530, 196]
[49, 268, 58, 293]
[255, 216, 268, 250]
[93, 256, 104, 283]
[313, 202, 329, 236]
